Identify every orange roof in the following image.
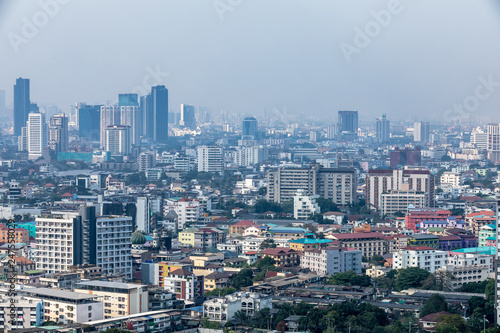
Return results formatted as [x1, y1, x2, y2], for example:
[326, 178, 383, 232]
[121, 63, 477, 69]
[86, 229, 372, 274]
[231, 220, 258, 228]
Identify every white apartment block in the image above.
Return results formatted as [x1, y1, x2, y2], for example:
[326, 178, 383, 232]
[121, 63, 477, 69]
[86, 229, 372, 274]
[300, 247, 362, 275]
[27, 288, 103, 325]
[0, 296, 44, 331]
[136, 197, 150, 234]
[27, 112, 48, 160]
[392, 246, 447, 273]
[203, 296, 241, 322]
[105, 125, 131, 155]
[294, 190, 320, 219]
[74, 281, 148, 319]
[197, 146, 224, 174]
[380, 188, 427, 216]
[440, 172, 463, 187]
[233, 146, 269, 167]
[164, 198, 201, 230]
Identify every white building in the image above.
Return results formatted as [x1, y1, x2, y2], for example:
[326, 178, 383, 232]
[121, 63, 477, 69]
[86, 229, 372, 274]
[48, 113, 69, 153]
[26, 112, 48, 160]
[233, 146, 269, 167]
[75, 280, 148, 319]
[197, 146, 224, 174]
[136, 197, 150, 234]
[392, 246, 448, 273]
[203, 292, 272, 322]
[442, 252, 491, 290]
[120, 105, 141, 145]
[440, 172, 463, 187]
[164, 198, 201, 230]
[105, 125, 131, 155]
[300, 247, 362, 275]
[138, 151, 156, 172]
[0, 295, 44, 330]
[163, 268, 204, 304]
[293, 190, 320, 219]
[100, 105, 120, 146]
[26, 288, 103, 324]
[380, 188, 427, 216]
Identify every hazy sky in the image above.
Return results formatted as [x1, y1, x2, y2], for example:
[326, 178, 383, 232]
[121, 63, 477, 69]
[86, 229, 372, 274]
[1, 0, 499, 123]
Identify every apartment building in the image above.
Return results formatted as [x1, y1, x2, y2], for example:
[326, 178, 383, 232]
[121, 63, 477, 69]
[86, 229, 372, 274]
[74, 280, 148, 319]
[380, 186, 427, 216]
[288, 238, 333, 253]
[0, 295, 44, 331]
[204, 292, 272, 321]
[260, 247, 299, 266]
[0, 224, 29, 243]
[300, 247, 362, 275]
[440, 172, 463, 186]
[329, 232, 387, 259]
[267, 165, 356, 205]
[407, 234, 439, 249]
[466, 210, 496, 237]
[294, 190, 320, 219]
[26, 288, 103, 324]
[444, 252, 491, 290]
[366, 168, 435, 212]
[479, 224, 496, 247]
[163, 198, 201, 230]
[163, 268, 204, 305]
[197, 145, 224, 174]
[392, 246, 448, 273]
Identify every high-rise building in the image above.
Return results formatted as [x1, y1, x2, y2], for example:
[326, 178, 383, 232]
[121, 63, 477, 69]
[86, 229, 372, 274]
[233, 146, 269, 167]
[118, 93, 139, 107]
[414, 121, 430, 143]
[36, 206, 133, 279]
[140, 94, 153, 139]
[0, 90, 5, 118]
[120, 105, 141, 145]
[14, 78, 30, 136]
[337, 111, 358, 140]
[197, 146, 224, 174]
[487, 123, 500, 163]
[242, 116, 258, 140]
[77, 103, 101, 141]
[327, 125, 335, 139]
[266, 165, 356, 205]
[151, 85, 168, 143]
[100, 106, 120, 146]
[389, 147, 422, 168]
[48, 113, 68, 153]
[26, 112, 47, 160]
[366, 168, 435, 212]
[18, 127, 27, 152]
[136, 197, 150, 234]
[376, 114, 390, 143]
[105, 125, 131, 155]
[138, 151, 156, 172]
[180, 104, 196, 129]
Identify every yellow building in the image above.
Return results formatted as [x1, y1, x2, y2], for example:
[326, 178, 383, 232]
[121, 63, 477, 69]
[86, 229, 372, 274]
[158, 262, 193, 287]
[178, 228, 197, 247]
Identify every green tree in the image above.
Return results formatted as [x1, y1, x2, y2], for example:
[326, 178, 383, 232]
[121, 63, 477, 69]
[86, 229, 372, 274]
[259, 238, 277, 250]
[233, 310, 250, 326]
[370, 255, 385, 265]
[327, 271, 371, 287]
[231, 268, 253, 290]
[204, 287, 236, 297]
[420, 294, 448, 318]
[435, 314, 468, 333]
[316, 197, 340, 213]
[253, 256, 276, 269]
[395, 267, 430, 291]
[394, 211, 405, 217]
[280, 200, 294, 214]
[201, 318, 222, 329]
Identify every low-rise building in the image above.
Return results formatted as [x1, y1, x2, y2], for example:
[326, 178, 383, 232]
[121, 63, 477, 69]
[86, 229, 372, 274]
[478, 224, 496, 247]
[300, 247, 362, 275]
[407, 234, 439, 249]
[0, 295, 44, 331]
[163, 268, 204, 305]
[392, 246, 448, 273]
[288, 238, 333, 253]
[328, 232, 387, 259]
[260, 247, 299, 267]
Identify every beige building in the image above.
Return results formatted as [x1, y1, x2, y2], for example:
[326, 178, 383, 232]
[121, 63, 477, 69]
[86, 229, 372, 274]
[74, 281, 148, 319]
[380, 185, 427, 216]
[328, 232, 387, 259]
[0, 295, 44, 330]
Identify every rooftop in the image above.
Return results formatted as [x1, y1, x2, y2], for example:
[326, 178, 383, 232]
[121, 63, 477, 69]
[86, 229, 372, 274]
[27, 288, 97, 301]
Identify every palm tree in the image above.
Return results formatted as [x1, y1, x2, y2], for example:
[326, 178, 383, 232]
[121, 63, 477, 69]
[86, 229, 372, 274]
[233, 310, 249, 326]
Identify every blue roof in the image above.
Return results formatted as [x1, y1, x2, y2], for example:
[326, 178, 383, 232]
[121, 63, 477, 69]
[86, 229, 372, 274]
[452, 246, 495, 255]
[289, 238, 333, 244]
[486, 237, 496, 241]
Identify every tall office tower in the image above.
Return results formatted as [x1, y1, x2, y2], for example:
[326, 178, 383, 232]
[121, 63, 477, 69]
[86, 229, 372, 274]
[414, 121, 430, 143]
[197, 146, 224, 174]
[138, 150, 155, 172]
[120, 105, 141, 145]
[487, 123, 500, 163]
[13, 78, 30, 136]
[27, 112, 47, 160]
[376, 114, 390, 143]
[140, 94, 153, 138]
[36, 206, 133, 279]
[180, 104, 196, 129]
[77, 103, 101, 141]
[100, 106, 120, 146]
[136, 197, 150, 234]
[471, 127, 488, 149]
[365, 168, 435, 211]
[242, 116, 258, 139]
[266, 165, 356, 205]
[48, 113, 68, 153]
[337, 110, 358, 140]
[327, 125, 335, 139]
[118, 93, 139, 107]
[105, 125, 131, 155]
[0, 90, 5, 117]
[151, 85, 168, 143]
[199, 107, 211, 123]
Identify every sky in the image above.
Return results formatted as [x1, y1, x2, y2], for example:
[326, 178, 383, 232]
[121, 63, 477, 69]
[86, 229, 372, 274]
[0, 0, 499, 123]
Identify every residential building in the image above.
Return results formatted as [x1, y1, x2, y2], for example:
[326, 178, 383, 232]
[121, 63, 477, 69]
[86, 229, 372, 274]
[164, 198, 201, 230]
[466, 210, 496, 237]
[151, 85, 169, 143]
[380, 187, 427, 216]
[203, 296, 241, 322]
[180, 104, 196, 129]
[405, 208, 452, 234]
[392, 246, 447, 273]
[337, 110, 358, 140]
[376, 114, 390, 143]
[25, 288, 103, 324]
[105, 125, 131, 155]
[100, 105, 120, 146]
[75, 280, 148, 319]
[77, 103, 101, 141]
[120, 105, 141, 145]
[440, 172, 463, 186]
[242, 116, 258, 139]
[204, 272, 231, 293]
[163, 268, 204, 304]
[389, 147, 422, 168]
[407, 234, 439, 249]
[288, 238, 333, 253]
[0, 224, 29, 243]
[229, 220, 259, 235]
[414, 121, 430, 143]
[300, 247, 362, 275]
[329, 232, 387, 259]
[443, 252, 491, 290]
[26, 112, 48, 160]
[487, 123, 500, 162]
[0, 295, 43, 331]
[197, 146, 224, 174]
[294, 190, 320, 219]
[138, 151, 156, 172]
[48, 113, 68, 153]
[260, 247, 299, 266]
[136, 197, 150, 233]
[479, 224, 496, 247]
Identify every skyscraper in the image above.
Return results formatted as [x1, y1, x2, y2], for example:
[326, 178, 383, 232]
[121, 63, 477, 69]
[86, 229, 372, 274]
[414, 121, 430, 143]
[100, 106, 120, 146]
[120, 105, 141, 145]
[242, 116, 258, 139]
[197, 146, 224, 174]
[48, 113, 69, 153]
[337, 110, 358, 140]
[180, 104, 196, 129]
[105, 125, 131, 155]
[13, 78, 30, 136]
[140, 94, 153, 139]
[26, 112, 47, 160]
[77, 103, 101, 141]
[151, 85, 168, 143]
[118, 93, 139, 107]
[0, 90, 5, 118]
[376, 114, 390, 143]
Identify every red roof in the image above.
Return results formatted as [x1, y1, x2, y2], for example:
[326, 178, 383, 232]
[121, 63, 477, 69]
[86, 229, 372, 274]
[231, 220, 258, 228]
[62, 192, 73, 197]
[401, 246, 435, 251]
[419, 311, 452, 323]
[170, 268, 194, 276]
[245, 251, 258, 255]
[43, 183, 56, 187]
[261, 247, 298, 256]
